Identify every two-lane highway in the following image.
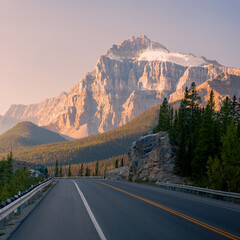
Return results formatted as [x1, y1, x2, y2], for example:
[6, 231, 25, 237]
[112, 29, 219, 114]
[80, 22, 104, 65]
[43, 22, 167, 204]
[9, 179, 240, 240]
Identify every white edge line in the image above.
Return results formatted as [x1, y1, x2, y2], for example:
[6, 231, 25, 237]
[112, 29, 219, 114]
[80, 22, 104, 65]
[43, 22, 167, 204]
[72, 180, 107, 240]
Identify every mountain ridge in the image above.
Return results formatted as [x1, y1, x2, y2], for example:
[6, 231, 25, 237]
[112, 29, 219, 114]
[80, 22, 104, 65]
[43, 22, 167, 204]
[1, 35, 239, 137]
[0, 121, 66, 153]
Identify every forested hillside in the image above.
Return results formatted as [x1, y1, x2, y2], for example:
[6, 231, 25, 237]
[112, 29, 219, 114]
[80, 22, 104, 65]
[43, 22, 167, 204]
[0, 104, 160, 165]
[0, 121, 66, 153]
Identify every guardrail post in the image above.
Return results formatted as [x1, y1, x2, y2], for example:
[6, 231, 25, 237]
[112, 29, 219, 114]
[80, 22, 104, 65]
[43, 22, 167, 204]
[16, 205, 22, 214]
[0, 217, 6, 227]
[9, 211, 14, 219]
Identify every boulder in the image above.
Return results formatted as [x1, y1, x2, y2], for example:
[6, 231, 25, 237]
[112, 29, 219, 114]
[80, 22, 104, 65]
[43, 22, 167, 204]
[105, 167, 127, 180]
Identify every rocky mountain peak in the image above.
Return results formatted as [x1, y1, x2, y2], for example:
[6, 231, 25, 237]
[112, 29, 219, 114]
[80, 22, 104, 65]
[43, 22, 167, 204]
[106, 35, 167, 60]
[106, 35, 219, 67]
[1, 36, 239, 138]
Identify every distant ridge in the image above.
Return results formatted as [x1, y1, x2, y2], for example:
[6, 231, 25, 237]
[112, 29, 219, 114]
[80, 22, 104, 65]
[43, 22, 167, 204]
[0, 121, 66, 153]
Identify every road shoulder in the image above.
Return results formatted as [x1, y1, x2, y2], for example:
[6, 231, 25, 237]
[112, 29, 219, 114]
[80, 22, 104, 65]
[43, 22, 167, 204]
[0, 181, 56, 240]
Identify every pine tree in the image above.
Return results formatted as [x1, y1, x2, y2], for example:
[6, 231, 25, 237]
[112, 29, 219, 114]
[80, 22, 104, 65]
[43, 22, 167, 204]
[192, 90, 217, 181]
[95, 161, 99, 176]
[115, 159, 119, 168]
[78, 164, 83, 176]
[120, 158, 124, 167]
[186, 83, 202, 176]
[219, 96, 232, 135]
[59, 165, 63, 177]
[67, 165, 72, 177]
[4, 152, 13, 183]
[174, 100, 188, 176]
[155, 98, 171, 132]
[174, 83, 202, 177]
[221, 122, 240, 192]
[85, 167, 90, 176]
[207, 156, 225, 190]
[230, 95, 238, 122]
[104, 165, 107, 177]
[54, 160, 59, 177]
[80, 164, 84, 176]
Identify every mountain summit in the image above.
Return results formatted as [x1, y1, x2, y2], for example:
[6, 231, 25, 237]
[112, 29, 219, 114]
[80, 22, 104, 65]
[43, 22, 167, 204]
[2, 36, 240, 138]
[107, 35, 218, 67]
[107, 35, 167, 59]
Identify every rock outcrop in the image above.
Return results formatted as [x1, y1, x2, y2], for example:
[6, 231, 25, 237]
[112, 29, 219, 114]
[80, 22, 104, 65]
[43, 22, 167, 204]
[105, 167, 127, 181]
[2, 35, 240, 137]
[127, 132, 184, 183]
[106, 132, 185, 184]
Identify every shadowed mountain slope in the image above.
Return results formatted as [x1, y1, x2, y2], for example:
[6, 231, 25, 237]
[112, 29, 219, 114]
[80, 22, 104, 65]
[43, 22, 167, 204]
[0, 121, 66, 153]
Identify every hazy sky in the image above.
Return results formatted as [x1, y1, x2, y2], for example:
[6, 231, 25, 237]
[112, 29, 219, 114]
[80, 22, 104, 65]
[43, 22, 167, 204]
[0, 0, 239, 115]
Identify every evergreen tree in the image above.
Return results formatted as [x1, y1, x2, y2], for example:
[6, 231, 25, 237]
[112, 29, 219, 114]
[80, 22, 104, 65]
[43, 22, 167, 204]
[219, 96, 232, 135]
[104, 165, 107, 177]
[67, 165, 72, 177]
[95, 161, 99, 176]
[174, 100, 187, 175]
[115, 159, 119, 168]
[4, 152, 13, 183]
[59, 165, 63, 177]
[174, 91, 190, 176]
[208, 121, 240, 192]
[170, 110, 178, 144]
[154, 98, 171, 132]
[54, 160, 59, 177]
[192, 90, 217, 181]
[185, 83, 202, 176]
[78, 164, 83, 176]
[120, 158, 124, 167]
[85, 167, 90, 176]
[230, 95, 238, 122]
[221, 122, 240, 192]
[207, 156, 225, 190]
[80, 164, 84, 176]
[174, 83, 202, 176]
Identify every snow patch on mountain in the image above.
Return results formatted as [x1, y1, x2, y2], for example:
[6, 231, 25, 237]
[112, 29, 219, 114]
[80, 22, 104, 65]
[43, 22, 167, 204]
[138, 49, 207, 67]
[106, 52, 124, 62]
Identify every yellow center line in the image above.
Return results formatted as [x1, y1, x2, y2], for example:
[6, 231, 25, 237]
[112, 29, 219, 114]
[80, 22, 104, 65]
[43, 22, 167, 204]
[96, 181, 240, 240]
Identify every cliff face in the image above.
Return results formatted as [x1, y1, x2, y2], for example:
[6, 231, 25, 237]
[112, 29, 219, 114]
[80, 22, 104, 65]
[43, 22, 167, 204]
[3, 35, 240, 137]
[106, 132, 185, 184]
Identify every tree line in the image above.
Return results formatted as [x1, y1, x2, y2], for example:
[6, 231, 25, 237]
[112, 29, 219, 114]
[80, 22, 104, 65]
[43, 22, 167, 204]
[51, 154, 127, 178]
[0, 152, 46, 203]
[154, 82, 240, 192]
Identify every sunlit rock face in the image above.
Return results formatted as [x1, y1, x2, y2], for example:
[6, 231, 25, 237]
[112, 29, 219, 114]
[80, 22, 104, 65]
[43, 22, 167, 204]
[3, 36, 240, 138]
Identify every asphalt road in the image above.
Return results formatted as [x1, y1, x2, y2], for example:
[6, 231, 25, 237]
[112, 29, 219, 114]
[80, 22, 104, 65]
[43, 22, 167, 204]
[9, 179, 240, 240]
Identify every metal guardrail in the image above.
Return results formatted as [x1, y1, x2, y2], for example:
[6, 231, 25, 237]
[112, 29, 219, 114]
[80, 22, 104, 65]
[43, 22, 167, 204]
[0, 178, 53, 226]
[156, 182, 240, 203]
